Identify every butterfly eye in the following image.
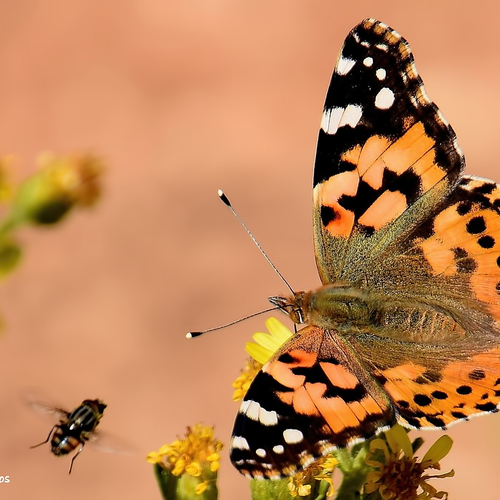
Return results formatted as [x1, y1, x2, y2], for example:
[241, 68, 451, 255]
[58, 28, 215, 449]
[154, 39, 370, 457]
[293, 308, 305, 324]
[268, 293, 307, 325]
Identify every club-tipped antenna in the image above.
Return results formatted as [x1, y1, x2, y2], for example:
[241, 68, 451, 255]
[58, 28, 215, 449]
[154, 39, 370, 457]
[187, 306, 279, 339]
[217, 189, 294, 295]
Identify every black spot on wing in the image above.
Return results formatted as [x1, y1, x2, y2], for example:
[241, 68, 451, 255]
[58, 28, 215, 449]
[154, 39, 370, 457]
[426, 415, 446, 428]
[337, 180, 378, 219]
[456, 200, 472, 216]
[466, 216, 486, 234]
[413, 394, 432, 407]
[337, 169, 422, 225]
[473, 181, 496, 195]
[290, 363, 368, 402]
[477, 235, 495, 249]
[475, 402, 498, 412]
[320, 205, 339, 227]
[431, 390, 448, 400]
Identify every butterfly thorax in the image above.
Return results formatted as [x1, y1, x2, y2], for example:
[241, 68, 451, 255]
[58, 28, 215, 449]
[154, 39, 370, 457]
[270, 282, 476, 346]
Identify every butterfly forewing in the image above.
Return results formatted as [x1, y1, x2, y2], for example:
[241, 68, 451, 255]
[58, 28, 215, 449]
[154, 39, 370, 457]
[313, 18, 464, 284]
[230, 326, 395, 478]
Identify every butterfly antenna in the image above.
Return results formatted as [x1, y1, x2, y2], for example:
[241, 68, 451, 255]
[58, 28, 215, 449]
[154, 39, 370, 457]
[187, 306, 279, 338]
[217, 189, 295, 295]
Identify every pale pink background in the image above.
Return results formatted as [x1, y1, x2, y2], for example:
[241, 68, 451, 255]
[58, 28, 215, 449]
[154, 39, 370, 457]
[0, 2, 498, 499]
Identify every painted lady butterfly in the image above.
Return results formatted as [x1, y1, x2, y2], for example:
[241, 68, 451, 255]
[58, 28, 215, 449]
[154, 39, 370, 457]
[230, 18, 500, 479]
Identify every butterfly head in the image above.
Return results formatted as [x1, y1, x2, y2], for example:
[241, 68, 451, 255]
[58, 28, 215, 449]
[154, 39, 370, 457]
[269, 292, 307, 325]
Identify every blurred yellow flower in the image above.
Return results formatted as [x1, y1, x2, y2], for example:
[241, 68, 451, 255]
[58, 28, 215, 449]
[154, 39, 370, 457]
[11, 153, 103, 226]
[0, 155, 15, 202]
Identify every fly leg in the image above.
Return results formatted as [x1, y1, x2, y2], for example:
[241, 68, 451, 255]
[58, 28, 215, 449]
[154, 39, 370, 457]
[68, 442, 85, 474]
[30, 425, 56, 449]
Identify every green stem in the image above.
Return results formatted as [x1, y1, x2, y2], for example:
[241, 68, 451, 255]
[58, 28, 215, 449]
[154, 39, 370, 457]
[154, 464, 178, 500]
[334, 445, 370, 500]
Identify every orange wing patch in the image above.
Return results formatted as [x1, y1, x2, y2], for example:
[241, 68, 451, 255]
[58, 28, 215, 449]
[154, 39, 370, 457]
[314, 121, 452, 238]
[377, 349, 500, 429]
[313, 171, 358, 237]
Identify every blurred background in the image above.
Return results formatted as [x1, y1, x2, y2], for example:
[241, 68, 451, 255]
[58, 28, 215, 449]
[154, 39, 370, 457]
[0, 1, 498, 498]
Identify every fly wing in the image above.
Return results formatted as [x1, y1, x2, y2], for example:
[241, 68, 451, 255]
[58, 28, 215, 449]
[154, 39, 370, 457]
[24, 389, 70, 421]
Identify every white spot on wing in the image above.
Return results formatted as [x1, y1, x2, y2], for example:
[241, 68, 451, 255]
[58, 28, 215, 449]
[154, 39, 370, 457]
[363, 57, 373, 67]
[242, 400, 260, 421]
[259, 407, 278, 426]
[375, 87, 395, 109]
[273, 445, 284, 454]
[321, 107, 343, 135]
[232, 436, 250, 450]
[376, 68, 386, 80]
[239, 399, 251, 414]
[336, 55, 356, 75]
[240, 400, 278, 426]
[283, 429, 304, 444]
[322, 105, 362, 135]
[338, 104, 363, 128]
[256, 448, 266, 458]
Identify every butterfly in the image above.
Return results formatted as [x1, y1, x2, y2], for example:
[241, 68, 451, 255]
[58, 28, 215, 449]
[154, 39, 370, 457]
[230, 18, 500, 479]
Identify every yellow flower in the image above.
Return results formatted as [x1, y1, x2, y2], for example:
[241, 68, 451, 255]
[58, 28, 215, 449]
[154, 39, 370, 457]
[288, 455, 338, 497]
[147, 424, 223, 496]
[364, 424, 454, 500]
[232, 318, 293, 401]
[246, 317, 294, 364]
